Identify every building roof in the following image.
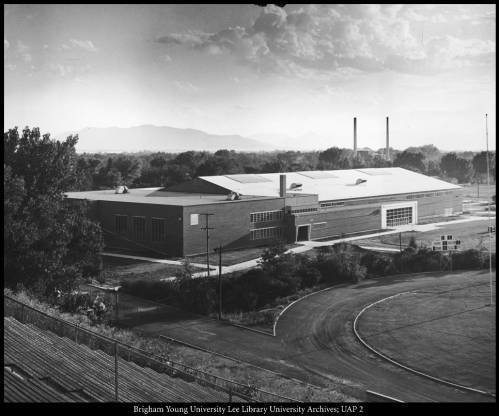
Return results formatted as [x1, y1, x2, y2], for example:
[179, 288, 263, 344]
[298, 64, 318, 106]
[65, 168, 461, 206]
[64, 188, 277, 206]
[199, 168, 461, 202]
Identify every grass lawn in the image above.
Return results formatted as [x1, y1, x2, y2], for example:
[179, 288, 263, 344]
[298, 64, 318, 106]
[357, 275, 496, 393]
[101, 255, 206, 284]
[353, 219, 496, 252]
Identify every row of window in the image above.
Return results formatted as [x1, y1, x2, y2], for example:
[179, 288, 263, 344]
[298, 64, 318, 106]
[114, 215, 167, 241]
[406, 191, 453, 200]
[291, 207, 319, 214]
[320, 201, 345, 208]
[250, 210, 284, 223]
[250, 226, 282, 241]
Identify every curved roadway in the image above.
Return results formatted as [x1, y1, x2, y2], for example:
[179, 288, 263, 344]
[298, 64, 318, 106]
[275, 270, 495, 402]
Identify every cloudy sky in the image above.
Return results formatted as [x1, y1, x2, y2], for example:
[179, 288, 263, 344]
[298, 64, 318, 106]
[4, 4, 496, 151]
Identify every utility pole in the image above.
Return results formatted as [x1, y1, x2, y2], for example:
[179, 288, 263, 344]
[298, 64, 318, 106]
[485, 113, 494, 306]
[215, 244, 223, 320]
[399, 232, 402, 252]
[200, 213, 215, 277]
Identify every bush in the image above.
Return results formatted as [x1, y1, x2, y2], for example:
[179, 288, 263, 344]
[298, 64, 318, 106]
[59, 291, 92, 314]
[452, 249, 487, 270]
[317, 244, 367, 284]
[361, 252, 395, 276]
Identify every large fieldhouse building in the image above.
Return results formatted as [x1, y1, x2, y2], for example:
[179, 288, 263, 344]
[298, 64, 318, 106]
[65, 168, 463, 257]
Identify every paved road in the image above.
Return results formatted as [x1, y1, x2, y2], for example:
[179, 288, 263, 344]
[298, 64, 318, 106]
[130, 270, 496, 402]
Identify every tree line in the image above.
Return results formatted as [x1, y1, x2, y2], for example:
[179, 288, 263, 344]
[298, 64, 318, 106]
[75, 144, 496, 191]
[121, 241, 496, 316]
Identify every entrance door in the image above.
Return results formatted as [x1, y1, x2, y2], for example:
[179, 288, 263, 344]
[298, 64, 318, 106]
[297, 225, 310, 241]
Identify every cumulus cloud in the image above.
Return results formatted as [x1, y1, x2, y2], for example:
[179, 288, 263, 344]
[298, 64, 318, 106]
[16, 40, 32, 63]
[173, 80, 199, 93]
[68, 39, 98, 52]
[155, 4, 495, 77]
[48, 62, 92, 78]
[159, 53, 172, 63]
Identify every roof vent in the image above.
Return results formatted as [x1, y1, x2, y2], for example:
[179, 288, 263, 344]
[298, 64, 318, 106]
[355, 179, 367, 185]
[226, 191, 241, 201]
[115, 185, 129, 194]
[289, 183, 303, 190]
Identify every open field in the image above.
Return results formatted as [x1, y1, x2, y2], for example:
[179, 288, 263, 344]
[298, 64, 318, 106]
[356, 278, 496, 394]
[354, 218, 496, 252]
[461, 183, 496, 200]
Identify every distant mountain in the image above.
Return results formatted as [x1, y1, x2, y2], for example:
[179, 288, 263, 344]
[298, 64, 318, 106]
[59, 125, 274, 153]
[250, 132, 336, 150]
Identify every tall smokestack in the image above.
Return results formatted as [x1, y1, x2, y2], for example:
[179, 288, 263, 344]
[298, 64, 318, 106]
[279, 174, 286, 198]
[353, 117, 357, 157]
[386, 116, 390, 161]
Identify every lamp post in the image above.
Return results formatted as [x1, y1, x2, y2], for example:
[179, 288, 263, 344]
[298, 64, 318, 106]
[485, 113, 494, 306]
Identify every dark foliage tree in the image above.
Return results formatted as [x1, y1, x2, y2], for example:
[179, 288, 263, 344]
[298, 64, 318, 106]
[440, 152, 472, 183]
[4, 127, 103, 295]
[393, 150, 426, 173]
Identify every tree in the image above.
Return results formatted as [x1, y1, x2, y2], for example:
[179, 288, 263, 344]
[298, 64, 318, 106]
[318, 147, 351, 170]
[393, 151, 426, 173]
[4, 127, 103, 295]
[440, 153, 472, 183]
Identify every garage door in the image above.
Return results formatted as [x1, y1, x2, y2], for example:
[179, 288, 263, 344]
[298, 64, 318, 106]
[386, 207, 413, 227]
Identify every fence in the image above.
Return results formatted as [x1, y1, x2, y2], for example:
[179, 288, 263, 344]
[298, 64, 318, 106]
[4, 294, 299, 403]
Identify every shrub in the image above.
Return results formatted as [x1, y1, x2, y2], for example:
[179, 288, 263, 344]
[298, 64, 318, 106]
[59, 291, 92, 314]
[361, 252, 394, 276]
[317, 244, 367, 284]
[452, 249, 486, 270]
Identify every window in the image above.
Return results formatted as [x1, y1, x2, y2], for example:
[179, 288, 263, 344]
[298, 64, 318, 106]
[320, 201, 345, 208]
[250, 210, 284, 223]
[291, 207, 318, 214]
[250, 227, 282, 241]
[190, 214, 199, 225]
[132, 216, 146, 241]
[152, 218, 167, 241]
[115, 215, 128, 234]
[386, 207, 413, 227]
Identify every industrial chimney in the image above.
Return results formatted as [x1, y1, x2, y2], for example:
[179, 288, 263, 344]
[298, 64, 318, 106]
[385, 116, 390, 161]
[279, 174, 286, 198]
[353, 117, 357, 157]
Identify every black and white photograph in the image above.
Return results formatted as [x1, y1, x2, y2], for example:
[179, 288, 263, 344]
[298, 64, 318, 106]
[3, 3, 496, 408]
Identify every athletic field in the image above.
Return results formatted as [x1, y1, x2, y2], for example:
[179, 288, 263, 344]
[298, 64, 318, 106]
[356, 273, 496, 394]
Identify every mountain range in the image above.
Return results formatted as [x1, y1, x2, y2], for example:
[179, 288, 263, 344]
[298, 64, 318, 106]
[59, 125, 274, 153]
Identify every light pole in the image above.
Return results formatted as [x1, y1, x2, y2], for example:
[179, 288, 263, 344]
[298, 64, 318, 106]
[215, 245, 223, 320]
[485, 113, 494, 306]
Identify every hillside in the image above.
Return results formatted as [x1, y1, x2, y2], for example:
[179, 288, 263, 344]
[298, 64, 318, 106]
[61, 125, 273, 153]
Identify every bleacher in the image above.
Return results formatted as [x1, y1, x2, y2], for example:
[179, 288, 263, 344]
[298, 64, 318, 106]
[4, 317, 229, 402]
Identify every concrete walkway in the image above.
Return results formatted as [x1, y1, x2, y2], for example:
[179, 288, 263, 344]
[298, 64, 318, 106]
[100, 252, 213, 270]
[102, 214, 496, 280]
